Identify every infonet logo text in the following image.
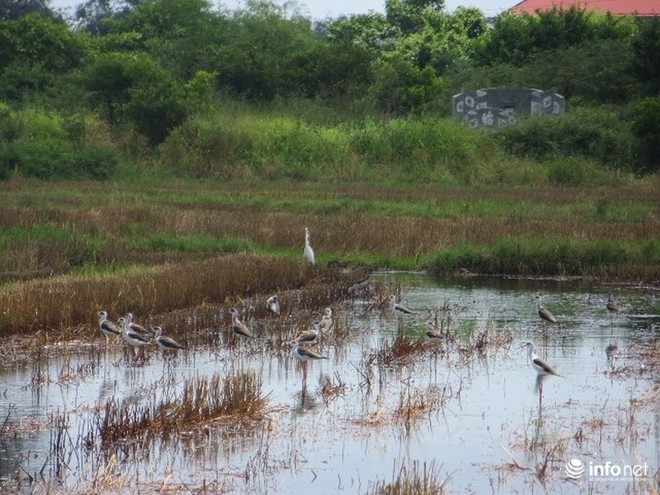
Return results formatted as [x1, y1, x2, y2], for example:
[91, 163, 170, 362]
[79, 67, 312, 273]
[565, 458, 650, 480]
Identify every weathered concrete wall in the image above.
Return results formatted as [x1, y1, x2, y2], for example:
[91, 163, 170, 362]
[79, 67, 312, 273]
[452, 88, 564, 128]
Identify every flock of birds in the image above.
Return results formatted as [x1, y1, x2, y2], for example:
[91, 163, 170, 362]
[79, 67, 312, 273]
[96, 227, 623, 387]
[96, 299, 335, 385]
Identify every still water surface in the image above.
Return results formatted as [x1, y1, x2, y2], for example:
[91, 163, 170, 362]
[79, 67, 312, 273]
[1, 273, 658, 494]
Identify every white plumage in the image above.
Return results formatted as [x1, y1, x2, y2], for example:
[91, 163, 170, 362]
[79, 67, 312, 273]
[303, 227, 315, 266]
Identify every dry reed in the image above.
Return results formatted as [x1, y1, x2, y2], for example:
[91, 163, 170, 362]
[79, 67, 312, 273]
[366, 460, 451, 495]
[0, 254, 364, 337]
[99, 371, 267, 446]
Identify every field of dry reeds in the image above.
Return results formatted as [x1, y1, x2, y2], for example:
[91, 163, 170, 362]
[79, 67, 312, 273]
[0, 178, 658, 339]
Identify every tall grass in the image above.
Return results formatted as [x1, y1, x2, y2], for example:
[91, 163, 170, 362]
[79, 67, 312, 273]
[99, 372, 266, 445]
[160, 110, 514, 185]
[0, 254, 349, 336]
[0, 180, 657, 285]
[427, 238, 659, 279]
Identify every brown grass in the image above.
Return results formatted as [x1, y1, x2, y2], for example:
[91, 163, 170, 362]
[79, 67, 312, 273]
[99, 371, 266, 446]
[1, 180, 657, 280]
[394, 384, 453, 425]
[0, 254, 364, 337]
[375, 332, 428, 366]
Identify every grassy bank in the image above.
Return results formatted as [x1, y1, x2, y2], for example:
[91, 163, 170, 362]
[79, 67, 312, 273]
[0, 178, 657, 335]
[1, 178, 657, 279]
[3, 103, 652, 186]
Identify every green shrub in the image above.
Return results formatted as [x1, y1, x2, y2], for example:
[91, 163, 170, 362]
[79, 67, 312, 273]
[631, 96, 660, 171]
[494, 107, 637, 170]
[73, 145, 118, 180]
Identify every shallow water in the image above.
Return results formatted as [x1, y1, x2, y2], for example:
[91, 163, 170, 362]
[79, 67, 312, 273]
[1, 273, 658, 494]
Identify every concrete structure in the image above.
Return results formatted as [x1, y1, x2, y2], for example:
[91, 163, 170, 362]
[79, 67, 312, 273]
[452, 87, 564, 129]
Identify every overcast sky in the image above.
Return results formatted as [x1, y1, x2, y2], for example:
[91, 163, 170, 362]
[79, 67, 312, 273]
[52, 0, 521, 20]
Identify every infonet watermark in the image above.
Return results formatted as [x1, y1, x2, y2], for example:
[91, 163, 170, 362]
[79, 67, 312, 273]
[565, 458, 650, 481]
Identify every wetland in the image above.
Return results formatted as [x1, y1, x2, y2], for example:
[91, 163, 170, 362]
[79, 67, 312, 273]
[0, 179, 658, 494]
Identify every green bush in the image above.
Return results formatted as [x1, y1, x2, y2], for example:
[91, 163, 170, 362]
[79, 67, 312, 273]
[0, 139, 117, 180]
[494, 107, 637, 170]
[72, 145, 118, 180]
[631, 96, 660, 171]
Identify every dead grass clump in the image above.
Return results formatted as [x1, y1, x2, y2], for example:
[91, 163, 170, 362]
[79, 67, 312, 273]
[395, 385, 451, 425]
[318, 372, 346, 405]
[366, 460, 451, 495]
[99, 371, 267, 446]
[376, 333, 427, 366]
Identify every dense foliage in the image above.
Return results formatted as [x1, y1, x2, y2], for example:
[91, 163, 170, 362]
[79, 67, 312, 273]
[1, 0, 659, 181]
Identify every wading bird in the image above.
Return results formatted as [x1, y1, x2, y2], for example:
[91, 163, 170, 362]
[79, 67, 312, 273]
[98, 310, 121, 343]
[319, 307, 334, 333]
[295, 320, 321, 345]
[303, 227, 315, 266]
[389, 294, 415, 317]
[291, 341, 328, 387]
[153, 326, 185, 351]
[267, 295, 281, 315]
[424, 320, 443, 341]
[533, 295, 558, 328]
[118, 316, 152, 358]
[230, 308, 255, 339]
[124, 312, 150, 336]
[521, 341, 561, 377]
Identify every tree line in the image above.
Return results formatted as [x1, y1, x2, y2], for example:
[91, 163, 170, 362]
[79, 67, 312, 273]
[1, 0, 659, 179]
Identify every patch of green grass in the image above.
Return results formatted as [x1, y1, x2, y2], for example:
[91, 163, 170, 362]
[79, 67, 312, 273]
[131, 233, 256, 254]
[427, 238, 659, 278]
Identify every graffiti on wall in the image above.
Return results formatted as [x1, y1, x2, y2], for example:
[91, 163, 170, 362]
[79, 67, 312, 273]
[452, 88, 565, 129]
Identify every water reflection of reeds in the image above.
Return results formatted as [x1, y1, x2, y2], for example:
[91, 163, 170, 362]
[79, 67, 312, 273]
[98, 372, 267, 447]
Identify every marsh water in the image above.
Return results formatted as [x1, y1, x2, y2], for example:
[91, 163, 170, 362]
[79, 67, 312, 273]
[1, 272, 658, 494]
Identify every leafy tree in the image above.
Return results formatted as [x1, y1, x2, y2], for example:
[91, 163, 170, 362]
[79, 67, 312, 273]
[0, 13, 87, 101]
[324, 12, 399, 53]
[104, 0, 229, 79]
[74, 0, 137, 35]
[630, 17, 660, 95]
[369, 56, 444, 114]
[0, 0, 59, 21]
[477, 7, 634, 67]
[0, 13, 86, 72]
[385, 0, 444, 35]
[631, 96, 660, 170]
[398, 7, 486, 74]
[213, 1, 319, 99]
[83, 52, 187, 144]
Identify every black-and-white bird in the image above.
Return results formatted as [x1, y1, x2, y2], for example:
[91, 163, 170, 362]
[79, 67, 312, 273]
[98, 310, 121, 343]
[319, 307, 334, 332]
[124, 312, 150, 336]
[522, 341, 561, 377]
[118, 316, 151, 348]
[533, 295, 558, 326]
[291, 340, 327, 387]
[291, 342, 328, 363]
[304, 227, 315, 266]
[389, 294, 415, 317]
[267, 295, 281, 315]
[153, 326, 185, 351]
[230, 308, 255, 339]
[424, 320, 443, 341]
[295, 320, 321, 344]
